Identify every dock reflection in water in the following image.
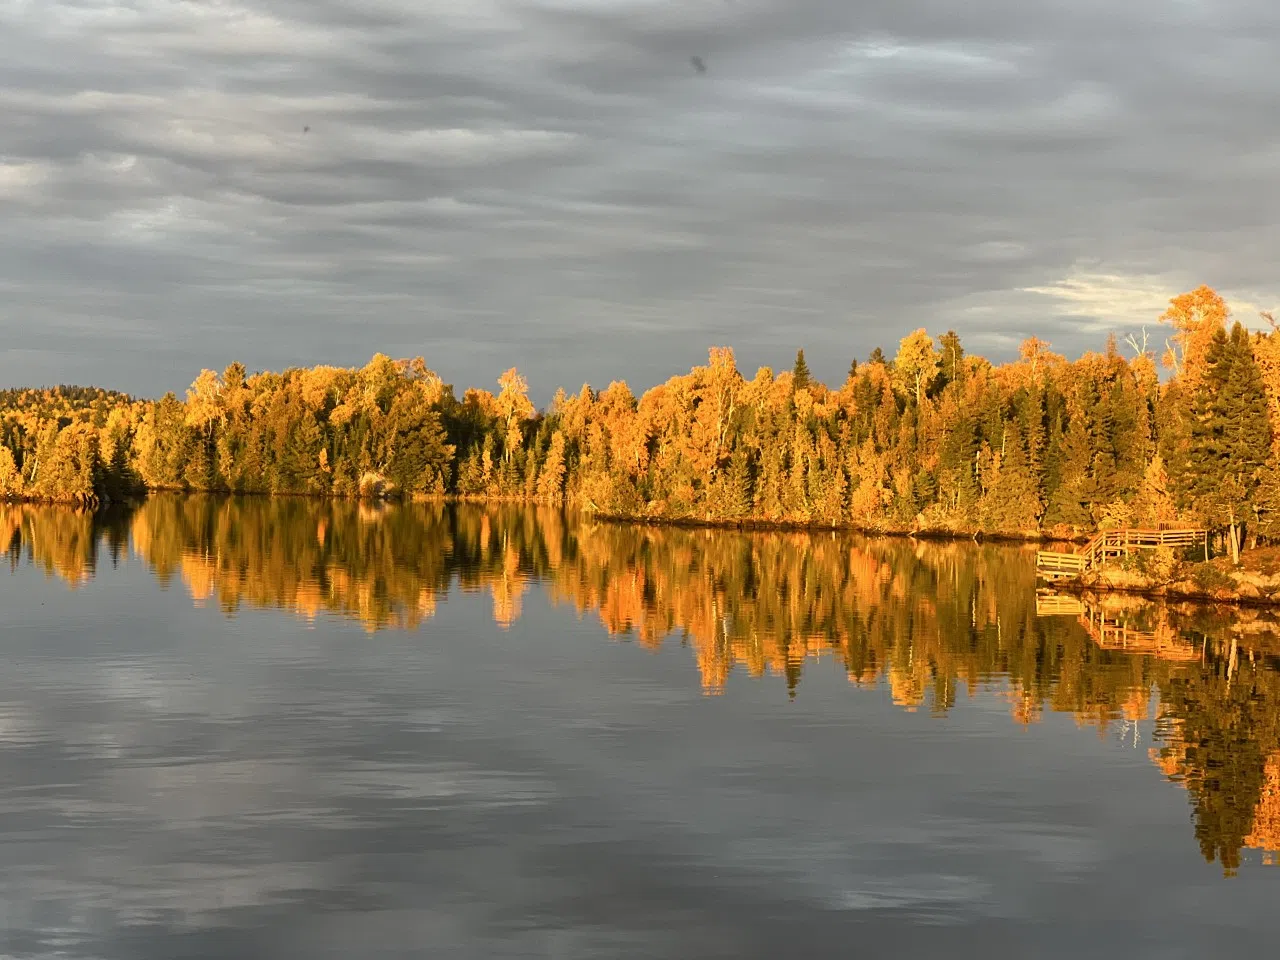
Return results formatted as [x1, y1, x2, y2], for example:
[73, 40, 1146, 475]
[4, 496, 1280, 956]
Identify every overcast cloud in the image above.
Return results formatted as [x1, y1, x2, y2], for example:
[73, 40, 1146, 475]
[2, 0, 1279, 399]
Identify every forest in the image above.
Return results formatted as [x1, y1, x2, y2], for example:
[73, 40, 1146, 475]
[2, 285, 1278, 540]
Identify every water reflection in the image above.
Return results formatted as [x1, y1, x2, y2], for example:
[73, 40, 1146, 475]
[6, 496, 1280, 876]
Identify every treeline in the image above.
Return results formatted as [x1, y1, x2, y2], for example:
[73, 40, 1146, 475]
[8, 495, 1280, 872]
[3, 286, 1278, 538]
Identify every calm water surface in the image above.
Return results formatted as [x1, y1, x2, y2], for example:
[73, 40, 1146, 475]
[2, 497, 1280, 958]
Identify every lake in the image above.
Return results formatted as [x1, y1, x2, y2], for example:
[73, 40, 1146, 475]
[2, 496, 1279, 958]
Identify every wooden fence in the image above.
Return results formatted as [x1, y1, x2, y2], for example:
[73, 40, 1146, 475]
[1035, 527, 1208, 582]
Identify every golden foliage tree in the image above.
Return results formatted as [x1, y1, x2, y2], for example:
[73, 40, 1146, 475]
[1160, 284, 1229, 384]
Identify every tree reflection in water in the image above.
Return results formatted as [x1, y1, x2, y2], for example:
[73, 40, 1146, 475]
[6, 495, 1280, 874]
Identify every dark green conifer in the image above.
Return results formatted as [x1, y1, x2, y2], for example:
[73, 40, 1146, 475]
[981, 420, 1043, 531]
[792, 350, 811, 390]
[1178, 323, 1272, 559]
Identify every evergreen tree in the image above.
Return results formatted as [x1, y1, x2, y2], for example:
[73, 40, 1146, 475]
[183, 438, 213, 491]
[939, 414, 980, 518]
[1177, 323, 1272, 560]
[721, 446, 754, 518]
[536, 432, 567, 501]
[792, 349, 811, 390]
[382, 391, 452, 495]
[278, 411, 324, 494]
[1043, 402, 1093, 530]
[981, 420, 1042, 531]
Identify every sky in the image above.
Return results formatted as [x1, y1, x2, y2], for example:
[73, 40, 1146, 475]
[2, 0, 1279, 402]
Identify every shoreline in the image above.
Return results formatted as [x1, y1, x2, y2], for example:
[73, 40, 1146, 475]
[10, 489, 1280, 609]
[1047, 568, 1280, 609]
[1052, 580, 1280, 609]
[4, 490, 1087, 545]
[589, 510, 1082, 545]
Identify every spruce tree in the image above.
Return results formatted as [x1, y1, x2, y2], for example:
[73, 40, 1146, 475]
[792, 349, 811, 390]
[980, 420, 1042, 531]
[939, 414, 980, 518]
[1089, 379, 1120, 508]
[1043, 403, 1093, 530]
[1017, 388, 1047, 498]
[1180, 323, 1272, 560]
[726, 446, 754, 518]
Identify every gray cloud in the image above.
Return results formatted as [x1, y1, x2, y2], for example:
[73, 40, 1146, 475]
[2, 0, 1279, 398]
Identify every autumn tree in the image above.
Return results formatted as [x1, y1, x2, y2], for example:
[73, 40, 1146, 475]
[892, 329, 939, 406]
[495, 368, 535, 465]
[937, 331, 964, 386]
[0, 444, 21, 498]
[1160, 285, 1229, 384]
[1252, 316, 1280, 460]
[1017, 336, 1061, 382]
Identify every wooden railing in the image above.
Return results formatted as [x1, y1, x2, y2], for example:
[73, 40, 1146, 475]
[1035, 551, 1087, 579]
[1035, 527, 1208, 582]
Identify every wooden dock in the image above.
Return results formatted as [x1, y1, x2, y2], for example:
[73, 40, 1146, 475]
[1035, 527, 1208, 582]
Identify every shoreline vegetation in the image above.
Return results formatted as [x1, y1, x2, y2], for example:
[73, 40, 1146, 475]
[3, 286, 1279, 585]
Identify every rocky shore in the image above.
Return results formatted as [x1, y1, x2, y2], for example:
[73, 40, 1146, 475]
[1055, 548, 1280, 607]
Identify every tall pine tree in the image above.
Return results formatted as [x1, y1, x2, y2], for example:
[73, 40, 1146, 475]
[792, 350, 811, 390]
[1177, 323, 1272, 561]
